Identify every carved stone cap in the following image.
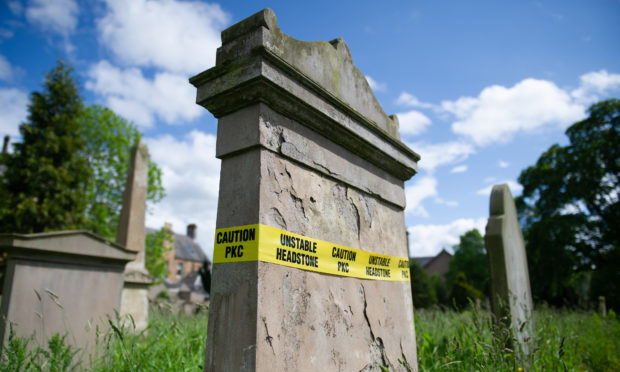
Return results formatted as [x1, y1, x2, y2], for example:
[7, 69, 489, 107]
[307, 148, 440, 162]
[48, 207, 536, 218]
[123, 267, 153, 285]
[0, 230, 137, 264]
[490, 183, 515, 217]
[190, 9, 419, 180]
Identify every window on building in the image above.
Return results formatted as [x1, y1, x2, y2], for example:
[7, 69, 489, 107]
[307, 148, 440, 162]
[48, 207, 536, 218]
[177, 262, 183, 277]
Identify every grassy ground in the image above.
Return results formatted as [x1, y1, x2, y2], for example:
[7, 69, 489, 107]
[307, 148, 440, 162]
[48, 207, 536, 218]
[415, 306, 620, 371]
[1, 305, 618, 371]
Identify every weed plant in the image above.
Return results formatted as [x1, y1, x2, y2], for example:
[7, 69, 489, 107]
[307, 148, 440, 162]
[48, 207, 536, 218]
[415, 305, 620, 371]
[1, 304, 618, 371]
[1, 305, 208, 372]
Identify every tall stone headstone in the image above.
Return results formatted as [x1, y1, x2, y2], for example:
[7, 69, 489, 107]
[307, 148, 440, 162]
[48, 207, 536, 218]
[190, 9, 420, 372]
[118, 141, 152, 332]
[485, 184, 533, 355]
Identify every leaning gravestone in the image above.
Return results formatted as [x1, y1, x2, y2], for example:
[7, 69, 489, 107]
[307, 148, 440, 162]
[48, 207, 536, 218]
[485, 184, 533, 356]
[118, 141, 152, 332]
[190, 9, 420, 372]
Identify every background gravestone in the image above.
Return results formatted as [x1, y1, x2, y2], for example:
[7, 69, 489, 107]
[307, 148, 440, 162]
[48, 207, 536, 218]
[485, 183, 534, 356]
[191, 9, 420, 372]
[118, 141, 152, 332]
[0, 231, 135, 355]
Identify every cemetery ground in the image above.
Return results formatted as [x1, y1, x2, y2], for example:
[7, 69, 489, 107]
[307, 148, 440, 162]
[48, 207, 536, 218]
[1, 303, 618, 371]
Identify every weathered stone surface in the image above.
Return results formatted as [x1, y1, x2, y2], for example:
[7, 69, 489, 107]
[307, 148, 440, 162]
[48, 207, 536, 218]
[485, 184, 534, 355]
[0, 231, 135, 355]
[598, 296, 607, 317]
[117, 141, 152, 332]
[190, 9, 419, 181]
[193, 9, 418, 372]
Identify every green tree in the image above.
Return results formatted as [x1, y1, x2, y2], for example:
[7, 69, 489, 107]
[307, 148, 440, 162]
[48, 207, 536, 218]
[430, 274, 449, 306]
[145, 227, 173, 282]
[0, 61, 165, 242]
[81, 105, 165, 240]
[449, 272, 483, 310]
[0, 60, 90, 233]
[446, 229, 489, 296]
[410, 259, 437, 308]
[518, 99, 619, 309]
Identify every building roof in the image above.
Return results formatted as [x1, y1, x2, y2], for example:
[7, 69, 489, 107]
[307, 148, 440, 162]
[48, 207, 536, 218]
[412, 249, 452, 269]
[413, 256, 434, 268]
[146, 227, 208, 263]
[174, 233, 207, 262]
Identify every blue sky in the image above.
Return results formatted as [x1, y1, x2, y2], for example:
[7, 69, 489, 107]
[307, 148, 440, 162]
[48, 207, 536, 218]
[1, 0, 619, 260]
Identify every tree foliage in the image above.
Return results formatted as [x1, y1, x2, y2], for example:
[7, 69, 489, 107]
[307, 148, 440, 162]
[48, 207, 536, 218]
[0, 62, 165, 242]
[0, 60, 90, 232]
[446, 229, 489, 297]
[145, 227, 173, 282]
[448, 272, 483, 310]
[518, 98, 619, 309]
[81, 105, 165, 240]
[410, 259, 437, 309]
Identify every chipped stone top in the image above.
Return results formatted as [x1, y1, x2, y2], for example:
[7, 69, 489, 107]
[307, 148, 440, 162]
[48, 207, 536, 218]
[217, 8, 398, 139]
[490, 183, 515, 217]
[190, 8, 419, 180]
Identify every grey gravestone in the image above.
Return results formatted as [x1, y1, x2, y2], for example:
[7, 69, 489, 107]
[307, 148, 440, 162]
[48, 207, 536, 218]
[485, 184, 534, 355]
[118, 141, 152, 332]
[190, 9, 420, 372]
[0, 231, 135, 355]
[598, 296, 607, 317]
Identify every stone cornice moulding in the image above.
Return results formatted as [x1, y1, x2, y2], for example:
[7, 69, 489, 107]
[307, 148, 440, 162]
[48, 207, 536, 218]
[190, 8, 420, 181]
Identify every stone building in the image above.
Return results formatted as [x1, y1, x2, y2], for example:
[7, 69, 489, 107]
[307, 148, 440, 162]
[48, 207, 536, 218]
[414, 249, 452, 279]
[148, 223, 208, 282]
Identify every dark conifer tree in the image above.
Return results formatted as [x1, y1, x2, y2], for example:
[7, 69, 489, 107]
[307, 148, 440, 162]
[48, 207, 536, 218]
[0, 60, 90, 232]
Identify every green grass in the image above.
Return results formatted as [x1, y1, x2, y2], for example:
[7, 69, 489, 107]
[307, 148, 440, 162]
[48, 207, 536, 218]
[415, 306, 620, 371]
[1, 306, 618, 371]
[1, 307, 209, 372]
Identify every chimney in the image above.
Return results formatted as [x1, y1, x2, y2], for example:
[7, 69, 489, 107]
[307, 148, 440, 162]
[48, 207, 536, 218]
[2, 136, 9, 154]
[187, 223, 197, 240]
[164, 222, 173, 233]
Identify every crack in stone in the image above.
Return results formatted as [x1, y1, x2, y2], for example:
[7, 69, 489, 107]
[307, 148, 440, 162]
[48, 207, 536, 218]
[270, 207, 287, 230]
[312, 160, 340, 177]
[399, 338, 412, 372]
[361, 284, 394, 371]
[262, 317, 275, 355]
[361, 284, 375, 341]
[348, 190, 361, 241]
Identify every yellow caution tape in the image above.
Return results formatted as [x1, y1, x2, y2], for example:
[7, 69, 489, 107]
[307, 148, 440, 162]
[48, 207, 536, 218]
[214, 224, 410, 282]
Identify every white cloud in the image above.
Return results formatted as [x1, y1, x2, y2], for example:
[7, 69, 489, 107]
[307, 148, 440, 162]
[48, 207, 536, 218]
[408, 218, 487, 257]
[0, 88, 28, 137]
[396, 110, 431, 136]
[8, 1, 23, 15]
[86, 60, 203, 127]
[405, 176, 438, 218]
[408, 141, 475, 172]
[498, 160, 510, 168]
[365, 75, 386, 92]
[395, 92, 435, 109]
[0, 55, 13, 81]
[97, 0, 229, 74]
[25, 0, 78, 37]
[477, 180, 523, 197]
[444, 78, 585, 146]
[571, 70, 620, 105]
[450, 165, 468, 173]
[145, 130, 221, 260]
